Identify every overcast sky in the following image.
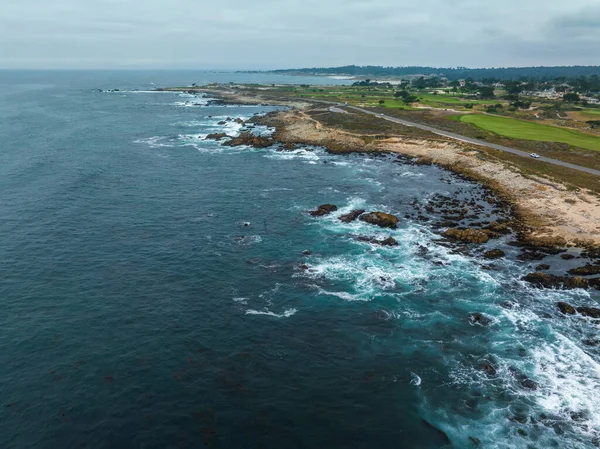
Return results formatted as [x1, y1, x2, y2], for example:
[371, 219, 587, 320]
[1, 0, 599, 69]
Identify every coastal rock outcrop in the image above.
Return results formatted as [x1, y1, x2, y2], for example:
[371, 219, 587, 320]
[483, 249, 505, 260]
[338, 209, 366, 223]
[205, 133, 230, 141]
[443, 228, 489, 244]
[522, 272, 589, 289]
[578, 307, 600, 318]
[359, 212, 399, 229]
[222, 132, 274, 148]
[280, 142, 298, 151]
[356, 236, 399, 246]
[568, 265, 600, 276]
[518, 251, 547, 261]
[557, 301, 600, 318]
[309, 204, 338, 217]
[484, 221, 512, 235]
[557, 301, 576, 315]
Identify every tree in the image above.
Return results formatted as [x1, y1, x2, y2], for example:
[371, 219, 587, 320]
[563, 93, 580, 103]
[413, 77, 427, 89]
[505, 81, 523, 95]
[479, 87, 495, 99]
[378, 99, 385, 105]
[394, 91, 402, 99]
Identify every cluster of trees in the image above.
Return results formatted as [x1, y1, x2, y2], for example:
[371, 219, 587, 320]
[393, 90, 419, 104]
[271, 65, 600, 81]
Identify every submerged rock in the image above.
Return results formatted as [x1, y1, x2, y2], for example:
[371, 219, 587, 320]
[508, 367, 538, 390]
[568, 265, 600, 276]
[483, 249, 505, 260]
[421, 420, 452, 446]
[309, 204, 338, 217]
[518, 251, 546, 261]
[481, 363, 497, 376]
[359, 212, 399, 229]
[522, 272, 589, 290]
[469, 312, 492, 327]
[356, 236, 399, 246]
[469, 436, 482, 446]
[443, 228, 489, 244]
[577, 306, 600, 318]
[338, 209, 366, 223]
[535, 264, 551, 271]
[561, 254, 576, 260]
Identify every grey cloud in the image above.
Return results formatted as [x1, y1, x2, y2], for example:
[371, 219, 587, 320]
[0, 0, 598, 69]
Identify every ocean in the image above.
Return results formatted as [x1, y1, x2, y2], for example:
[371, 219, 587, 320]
[1, 70, 599, 448]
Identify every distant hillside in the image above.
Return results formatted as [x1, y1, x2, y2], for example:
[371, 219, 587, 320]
[268, 65, 600, 81]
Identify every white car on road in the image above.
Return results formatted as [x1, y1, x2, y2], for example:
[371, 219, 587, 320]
[530, 153, 540, 158]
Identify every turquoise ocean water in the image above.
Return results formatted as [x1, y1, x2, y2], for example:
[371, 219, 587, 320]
[1, 71, 599, 448]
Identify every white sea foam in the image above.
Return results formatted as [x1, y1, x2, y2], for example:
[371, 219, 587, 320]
[531, 333, 600, 431]
[410, 372, 422, 386]
[133, 136, 174, 148]
[245, 308, 297, 318]
[317, 288, 369, 302]
[265, 148, 321, 162]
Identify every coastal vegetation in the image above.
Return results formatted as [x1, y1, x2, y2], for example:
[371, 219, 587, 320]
[460, 115, 600, 152]
[267, 65, 600, 81]
[162, 70, 600, 192]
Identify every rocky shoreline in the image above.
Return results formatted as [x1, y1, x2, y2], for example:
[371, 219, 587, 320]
[170, 87, 600, 296]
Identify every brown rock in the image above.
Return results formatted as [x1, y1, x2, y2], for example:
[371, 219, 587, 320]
[523, 273, 589, 290]
[577, 307, 600, 318]
[485, 221, 512, 235]
[483, 249, 505, 260]
[309, 204, 338, 217]
[443, 228, 489, 244]
[338, 209, 366, 223]
[568, 265, 600, 276]
[222, 132, 274, 148]
[359, 212, 399, 229]
[205, 132, 230, 141]
[557, 302, 576, 315]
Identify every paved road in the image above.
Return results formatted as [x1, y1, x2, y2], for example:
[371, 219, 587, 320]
[308, 99, 600, 177]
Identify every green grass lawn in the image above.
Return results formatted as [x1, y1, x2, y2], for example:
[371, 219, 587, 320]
[417, 93, 495, 106]
[460, 114, 600, 151]
[581, 109, 600, 117]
